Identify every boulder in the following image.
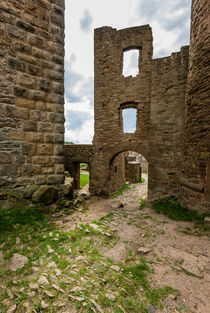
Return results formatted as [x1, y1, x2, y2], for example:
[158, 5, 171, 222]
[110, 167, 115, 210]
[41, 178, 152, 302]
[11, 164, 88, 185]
[32, 185, 58, 203]
[61, 183, 73, 198]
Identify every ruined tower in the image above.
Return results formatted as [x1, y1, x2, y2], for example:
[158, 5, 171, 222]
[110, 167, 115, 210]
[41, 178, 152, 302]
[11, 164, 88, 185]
[91, 25, 153, 195]
[0, 0, 65, 197]
[180, 0, 210, 213]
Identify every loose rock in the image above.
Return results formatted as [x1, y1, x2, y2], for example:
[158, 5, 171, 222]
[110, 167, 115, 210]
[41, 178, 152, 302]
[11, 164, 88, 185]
[38, 275, 50, 285]
[10, 253, 28, 271]
[6, 305, 17, 313]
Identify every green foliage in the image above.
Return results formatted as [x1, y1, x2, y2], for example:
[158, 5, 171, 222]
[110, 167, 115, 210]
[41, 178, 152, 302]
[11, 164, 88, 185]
[112, 184, 131, 197]
[123, 258, 150, 289]
[145, 286, 178, 306]
[140, 177, 145, 183]
[0, 205, 48, 233]
[139, 198, 146, 209]
[152, 196, 205, 222]
[80, 173, 89, 188]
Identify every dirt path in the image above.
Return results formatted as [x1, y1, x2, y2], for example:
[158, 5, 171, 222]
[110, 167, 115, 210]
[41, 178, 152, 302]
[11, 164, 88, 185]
[59, 176, 210, 313]
[0, 176, 209, 313]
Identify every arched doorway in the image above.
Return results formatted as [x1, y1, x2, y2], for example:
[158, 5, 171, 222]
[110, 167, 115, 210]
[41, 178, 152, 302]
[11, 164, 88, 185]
[108, 150, 148, 198]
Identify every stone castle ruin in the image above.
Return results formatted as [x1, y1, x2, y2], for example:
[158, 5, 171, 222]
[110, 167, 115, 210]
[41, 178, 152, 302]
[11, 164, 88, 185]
[0, 0, 209, 213]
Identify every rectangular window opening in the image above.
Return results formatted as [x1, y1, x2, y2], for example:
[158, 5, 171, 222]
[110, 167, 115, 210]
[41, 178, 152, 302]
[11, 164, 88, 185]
[122, 49, 140, 77]
[122, 108, 137, 133]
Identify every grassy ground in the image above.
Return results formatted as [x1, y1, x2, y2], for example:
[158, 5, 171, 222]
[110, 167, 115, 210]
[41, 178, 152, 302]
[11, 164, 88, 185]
[112, 184, 131, 197]
[0, 201, 178, 313]
[80, 173, 89, 189]
[152, 196, 208, 235]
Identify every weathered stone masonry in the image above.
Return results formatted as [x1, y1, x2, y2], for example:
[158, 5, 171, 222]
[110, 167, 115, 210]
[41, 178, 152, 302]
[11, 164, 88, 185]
[0, 0, 65, 197]
[0, 0, 209, 213]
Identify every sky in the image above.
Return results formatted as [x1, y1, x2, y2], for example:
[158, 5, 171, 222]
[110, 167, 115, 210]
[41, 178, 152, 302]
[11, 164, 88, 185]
[64, 0, 192, 144]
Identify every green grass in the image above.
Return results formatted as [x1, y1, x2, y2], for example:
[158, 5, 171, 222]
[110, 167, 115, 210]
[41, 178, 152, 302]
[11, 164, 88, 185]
[0, 201, 178, 313]
[80, 173, 89, 188]
[0, 205, 48, 233]
[152, 196, 206, 222]
[112, 184, 131, 197]
[140, 177, 146, 183]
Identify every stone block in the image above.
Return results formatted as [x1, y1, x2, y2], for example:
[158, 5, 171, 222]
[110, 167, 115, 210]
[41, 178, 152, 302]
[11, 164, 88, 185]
[38, 122, 53, 132]
[16, 19, 35, 33]
[37, 143, 53, 155]
[47, 70, 63, 81]
[32, 185, 58, 203]
[0, 164, 19, 177]
[29, 89, 46, 101]
[47, 112, 56, 122]
[54, 123, 64, 133]
[36, 101, 46, 110]
[8, 57, 25, 71]
[47, 93, 64, 104]
[45, 134, 55, 143]
[50, 12, 64, 28]
[35, 175, 47, 185]
[0, 153, 11, 164]
[12, 41, 31, 54]
[27, 64, 43, 76]
[22, 120, 37, 131]
[16, 98, 35, 109]
[54, 133, 64, 143]
[32, 156, 50, 164]
[29, 110, 40, 120]
[6, 105, 29, 120]
[25, 131, 41, 143]
[18, 53, 38, 65]
[52, 82, 63, 94]
[32, 47, 49, 60]
[10, 130, 26, 141]
[21, 164, 40, 176]
[39, 79, 51, 91]
[11, 154, 26, 164]
[17, 72, 36, 88]
[54, 163, 64, 174]
[54, 144, 64, 155]
[26, 1, 47, 19]
[41, 167, 54, 174]
[47, 174, 65, 185]
[7, 25, 24, 39]
[13, 85, 28, 97]
[46, 103, 56, 112]
[28, 33, 44, 48]
[21, 142, 36, 155]
[52, 55, 63, 65]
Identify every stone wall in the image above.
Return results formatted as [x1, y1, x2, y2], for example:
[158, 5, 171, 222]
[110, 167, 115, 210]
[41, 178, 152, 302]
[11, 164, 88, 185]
[0, 0, 65, 197]
[180, 0, 210, 213]
[149, 46, 189, 200]
[92, 25, 153, 195]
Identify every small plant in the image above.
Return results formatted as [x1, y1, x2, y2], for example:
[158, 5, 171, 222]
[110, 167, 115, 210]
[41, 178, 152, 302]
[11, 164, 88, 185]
[140, 177, 145, 183]
[139, 198, 146, 209]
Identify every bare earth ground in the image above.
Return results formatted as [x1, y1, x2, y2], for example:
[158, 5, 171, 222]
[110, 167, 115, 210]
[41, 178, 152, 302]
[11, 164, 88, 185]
[0, 175, 210, 313]
[64, 178, 210, 313]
